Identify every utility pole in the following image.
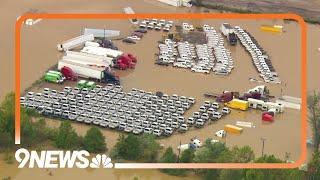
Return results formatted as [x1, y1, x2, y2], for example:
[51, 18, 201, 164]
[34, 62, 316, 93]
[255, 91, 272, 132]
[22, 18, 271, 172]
[261, 137, 266, 156]
[177, 140, 181, 163]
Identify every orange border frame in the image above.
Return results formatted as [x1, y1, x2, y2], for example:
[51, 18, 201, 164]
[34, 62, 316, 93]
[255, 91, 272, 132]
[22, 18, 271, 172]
[15, 13, 307, 169]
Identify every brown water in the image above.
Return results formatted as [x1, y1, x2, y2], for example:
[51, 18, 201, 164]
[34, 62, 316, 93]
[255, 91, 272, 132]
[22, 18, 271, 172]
[0, 0, 319, 179]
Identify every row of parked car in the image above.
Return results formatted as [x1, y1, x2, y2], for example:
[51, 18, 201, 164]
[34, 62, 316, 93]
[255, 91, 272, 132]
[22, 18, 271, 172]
[234, 26, 281, 84]
[203, 24, 234, 75]
[187, 101, 231, 128]
[139, 18, 173, 32]
[20, 84, 200, 137]
[156, 23, 235, 76]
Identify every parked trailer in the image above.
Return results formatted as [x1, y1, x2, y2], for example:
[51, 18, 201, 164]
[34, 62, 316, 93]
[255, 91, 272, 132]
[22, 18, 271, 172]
[123, 7, 138, 24]
[225, 99, 249, 111]
[57, 34, 94, 52]
[83, 28, 120, 38]
[247, 98, 265, 109]
[64, 51, 113, 66]
[61, 57, 109, 68]
[157, 0, 182, 7]
[81, 46, 123, 58]
[220, 23, 237, 45]
[224, 124, 243, 134]
[220, 23, 234, 36]
[58, 60, 105, 80]
[156, 0, 191, 7]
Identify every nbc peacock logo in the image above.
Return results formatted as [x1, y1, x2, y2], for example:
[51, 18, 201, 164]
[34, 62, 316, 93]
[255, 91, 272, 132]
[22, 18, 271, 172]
[90, 154, 113, 168]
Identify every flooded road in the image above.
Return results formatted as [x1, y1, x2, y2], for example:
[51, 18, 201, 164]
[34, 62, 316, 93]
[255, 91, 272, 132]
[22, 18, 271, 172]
[0, 0, 319, 179]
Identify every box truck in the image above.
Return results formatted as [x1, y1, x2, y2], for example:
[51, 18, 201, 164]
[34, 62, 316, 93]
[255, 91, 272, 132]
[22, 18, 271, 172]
[220, 23, 237, 45]
[57, 34, 94, 52]
[224, 124, 243, 134]
[225, 99, 249, 111]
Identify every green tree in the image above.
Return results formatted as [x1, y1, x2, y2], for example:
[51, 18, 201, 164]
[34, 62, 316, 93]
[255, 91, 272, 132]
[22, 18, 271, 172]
[308, 92, 320, 152]
[245, 155, 303, 180]
[219, 169, 244, 180]
[180, 148, 195, 163]
[83, 127, 107, 153]
[160, 147, 177, 163]
[231, 146, 255, 163]
[308, 152, 320, 179]
[112, 134, 142, 160]
[160, 147, 186, 176]
[54, 121, 81, 150]
[140, 134, 160, 162]
[0, 93, 15, 136]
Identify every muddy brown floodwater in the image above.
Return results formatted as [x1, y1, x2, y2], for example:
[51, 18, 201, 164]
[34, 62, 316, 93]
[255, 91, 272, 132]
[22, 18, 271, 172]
[0, 0, 319, 179]
[22, 17, 302, 159]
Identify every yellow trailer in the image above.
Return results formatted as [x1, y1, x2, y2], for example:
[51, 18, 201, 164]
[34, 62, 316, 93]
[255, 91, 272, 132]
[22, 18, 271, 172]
[224, 124, 243, 134]
[224, 99, 249, 111]
[260, 25, 283, 33]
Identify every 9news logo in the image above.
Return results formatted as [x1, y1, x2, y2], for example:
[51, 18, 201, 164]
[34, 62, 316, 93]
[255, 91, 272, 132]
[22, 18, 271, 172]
[15, 148, 113, 168]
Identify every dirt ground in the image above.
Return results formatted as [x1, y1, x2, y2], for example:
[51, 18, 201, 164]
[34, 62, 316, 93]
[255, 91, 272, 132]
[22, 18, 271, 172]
[0, 0, 319, 180]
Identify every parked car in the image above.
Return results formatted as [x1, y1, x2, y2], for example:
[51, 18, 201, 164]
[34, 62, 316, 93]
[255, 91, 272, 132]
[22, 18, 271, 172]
[122, 38, 136, 44]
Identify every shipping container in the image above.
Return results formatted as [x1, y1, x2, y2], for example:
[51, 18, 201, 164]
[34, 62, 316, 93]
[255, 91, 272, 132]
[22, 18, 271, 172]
[224, 99, 249, 111]
[224, 124, 243, 134]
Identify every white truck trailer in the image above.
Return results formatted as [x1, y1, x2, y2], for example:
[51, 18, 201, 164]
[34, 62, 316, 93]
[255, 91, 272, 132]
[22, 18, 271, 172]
[58, 60, 105, 80]
[83, 28, 120, 38]
[220, 23, 234, 36]
[156, 0, 191, 7]
[57, 34, 94, 52]
[64, 51, 113, 66]
[123, 7, 138, 24]
[81, 46, 123, 58]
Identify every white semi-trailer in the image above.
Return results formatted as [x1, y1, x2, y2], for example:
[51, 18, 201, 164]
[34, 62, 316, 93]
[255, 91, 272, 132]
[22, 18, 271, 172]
[58, 60, 105, 80]
[57, 34, 94, 52]
[156, 0, 192, 7]
[220, 23, 237, 45]
[81, 46, 123, 58]
[64, 51, 113, 66]
[123, 7, 138, 24]
[220, 23, 234, 36]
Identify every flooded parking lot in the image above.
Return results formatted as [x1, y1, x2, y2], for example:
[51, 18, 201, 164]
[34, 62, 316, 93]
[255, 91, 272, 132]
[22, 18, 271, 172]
[22, 17, 302, 160]
[0, 0, 319, 179]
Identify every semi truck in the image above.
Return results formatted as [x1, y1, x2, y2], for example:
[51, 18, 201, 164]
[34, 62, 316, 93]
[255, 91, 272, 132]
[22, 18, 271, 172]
[220, 23, 237, 45]
[57, 34, 94, 52]
[81, 46, 137, 70]
[57, 60, 120, 84]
